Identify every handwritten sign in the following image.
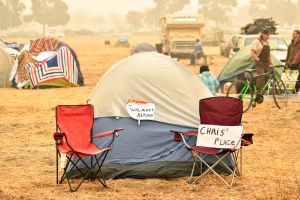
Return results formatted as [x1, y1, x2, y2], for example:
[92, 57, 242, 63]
[126, 99, 155, 120]
[196, 124, 243, 149]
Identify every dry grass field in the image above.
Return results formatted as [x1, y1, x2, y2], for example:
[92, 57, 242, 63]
[0, 35, 299, 200]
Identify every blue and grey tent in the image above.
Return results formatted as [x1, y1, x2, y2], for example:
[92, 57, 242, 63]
[218, 46, 283, 83]
[130, 42, 156, 55]
[71, 52, 237, 178]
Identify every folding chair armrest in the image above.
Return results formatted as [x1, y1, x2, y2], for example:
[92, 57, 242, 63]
[93, 128, 124, 138]
[241, 133, 254, 146]
[93, 128, 124, 149]
[170, 130, 197, 149]
[170, 130, 198, 141]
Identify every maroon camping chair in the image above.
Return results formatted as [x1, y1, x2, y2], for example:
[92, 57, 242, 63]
[170, 97, 253, 187]
[53, 105, 123, 192]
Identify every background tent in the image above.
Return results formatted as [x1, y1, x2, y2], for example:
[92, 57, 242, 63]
[130, 42, 156, 55]
[114, 36, 130, 47]
[10, 37, 84, 89]
[69, 52, 237, 179]
[218, 46, 283, 83]
[0, 47, 14, 87]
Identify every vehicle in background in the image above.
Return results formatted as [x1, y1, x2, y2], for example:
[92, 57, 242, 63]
[0, 39, 19, 59]
[158, 13, 204, 59]
[223, 34, 288, 63]
[241, 18, 277, 35]
[220, 35, 238, 57]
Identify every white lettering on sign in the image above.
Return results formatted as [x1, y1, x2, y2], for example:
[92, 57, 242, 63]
[126, 99, 155, 120]
[196, 124, 243, 149]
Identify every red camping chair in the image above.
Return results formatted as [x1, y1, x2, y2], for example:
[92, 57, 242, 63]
[171, 97, 253, 187]
[53, 105, 123, 192]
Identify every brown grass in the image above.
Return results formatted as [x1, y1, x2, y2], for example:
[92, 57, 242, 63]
[0, 35, 299, 200]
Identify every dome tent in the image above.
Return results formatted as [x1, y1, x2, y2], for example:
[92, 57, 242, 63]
[70, 52, 236, 179]
[0, 47, 14, 87]
[130, 42, 156, 55]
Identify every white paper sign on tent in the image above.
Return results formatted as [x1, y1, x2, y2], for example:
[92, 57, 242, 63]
[126, 99, 155, 121]
[196, 124, 243, 149]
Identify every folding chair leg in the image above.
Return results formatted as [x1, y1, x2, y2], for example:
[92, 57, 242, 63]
[233, 151, 241, 176]
[93, 152, 110, 188]
[191, 152, 234, 187]
[90, 156, 93, 181]
[230, 166, 238, 187]
[189, 162, 196, 183]
[66, 167, 92, 192]
[56, 150, 59, 184]
[56, 150, 110, 192]
[215, 153, 240, 187]
[57, 154, 91, 192]
[94, 168, 107, 188]
[60, 155, 82, 184]
[200, 155, 203, 175]
[240, 148, 242, 175]
[189, 151, 204, 183]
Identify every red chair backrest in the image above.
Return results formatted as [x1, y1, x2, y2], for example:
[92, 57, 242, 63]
[56, 105, 94, 149]
[199, 97, 242, 126]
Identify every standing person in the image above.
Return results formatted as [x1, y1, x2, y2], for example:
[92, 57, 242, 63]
[250, 29, 272, 91]
[190, 39, 204, 65]
[198, 65, 219, 96]
[286, 30, 300, 93]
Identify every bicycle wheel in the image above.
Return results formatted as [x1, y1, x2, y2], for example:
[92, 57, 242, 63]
[272, 79, 288, 109]
[226, 81, 253, 113]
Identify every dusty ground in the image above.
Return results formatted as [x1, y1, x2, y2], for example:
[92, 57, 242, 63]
[0, 35, 299, 200]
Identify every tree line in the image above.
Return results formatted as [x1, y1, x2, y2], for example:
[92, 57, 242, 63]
[0, 0, 69, 34]
[1, 0, 299, 34]
[125, 0, 300, 31]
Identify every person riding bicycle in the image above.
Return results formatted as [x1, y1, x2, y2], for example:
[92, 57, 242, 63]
[250, 30, 272, 92]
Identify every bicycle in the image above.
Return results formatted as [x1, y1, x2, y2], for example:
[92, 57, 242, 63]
[226, 65, 288, 113]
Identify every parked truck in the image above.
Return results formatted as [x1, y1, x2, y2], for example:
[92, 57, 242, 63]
[158, 13, 204, 59]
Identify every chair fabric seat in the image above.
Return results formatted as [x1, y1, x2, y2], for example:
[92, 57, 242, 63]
[58, 142, 110, 157]
[189, 146, 224, 155]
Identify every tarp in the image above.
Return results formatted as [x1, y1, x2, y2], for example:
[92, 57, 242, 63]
[0, 47, 14, 87]
[218, 46, 283, 82]
[10, 37, 84, 88]
[29, 37, 60, 56]
[25, 47, 78, 88]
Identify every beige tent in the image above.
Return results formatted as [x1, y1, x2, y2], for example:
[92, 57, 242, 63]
[77, 52, 218, 179]
[89, 52, 212, 128]
[0, 47, 14, 87]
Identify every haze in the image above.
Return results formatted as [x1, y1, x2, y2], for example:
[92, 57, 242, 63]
[0, 0, 299, 36]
